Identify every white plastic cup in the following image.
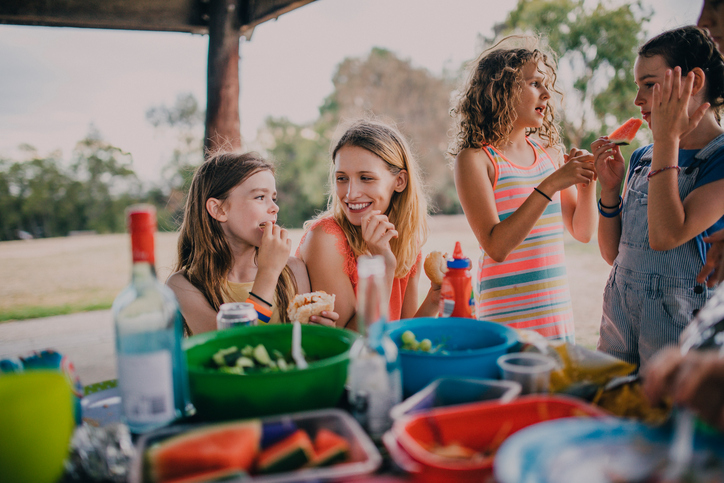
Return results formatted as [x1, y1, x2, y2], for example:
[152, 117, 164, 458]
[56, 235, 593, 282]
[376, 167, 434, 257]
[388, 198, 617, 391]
[497, 352, 557, 394]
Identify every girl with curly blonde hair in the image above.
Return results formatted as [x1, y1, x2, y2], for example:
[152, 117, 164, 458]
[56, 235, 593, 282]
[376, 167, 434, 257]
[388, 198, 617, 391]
[450, 36, 597, 342]
[297, 119, 439, 330]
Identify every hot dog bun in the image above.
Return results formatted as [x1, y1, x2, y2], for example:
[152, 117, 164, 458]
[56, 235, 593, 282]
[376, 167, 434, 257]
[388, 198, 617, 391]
[424, 251, 447, 285]
[287, 291, 335, 324]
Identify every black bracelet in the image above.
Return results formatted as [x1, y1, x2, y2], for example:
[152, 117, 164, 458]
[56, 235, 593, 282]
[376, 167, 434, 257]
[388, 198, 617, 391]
[249, 291, 273, 307]
[599, 196, 622, 210]
[598, 197, 623, 218]
[533, 187, 552, 202]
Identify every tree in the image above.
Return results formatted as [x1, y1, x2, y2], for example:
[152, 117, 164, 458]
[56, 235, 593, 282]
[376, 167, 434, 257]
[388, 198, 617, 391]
[146, 93, 206, 229]
[70, 126, 141, 234]
[258, 116, 333, 228]
[492, 0, 651, 149]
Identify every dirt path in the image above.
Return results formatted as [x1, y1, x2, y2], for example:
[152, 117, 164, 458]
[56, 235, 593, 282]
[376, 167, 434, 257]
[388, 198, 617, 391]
[0, 215, 611, 384]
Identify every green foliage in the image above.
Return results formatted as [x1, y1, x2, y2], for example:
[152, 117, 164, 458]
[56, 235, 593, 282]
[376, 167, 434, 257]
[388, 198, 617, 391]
[258, 117, 333, 228]
[493, 0, 652, 148]
[320, 47, 461, 214]
[0, 299, 114, 323]
[145, 93, 206, 230]
[0, 129, 144, 241]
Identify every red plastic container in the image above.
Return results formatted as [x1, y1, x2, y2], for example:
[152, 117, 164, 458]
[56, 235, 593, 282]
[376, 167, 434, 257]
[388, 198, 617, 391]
[386, 395, 609, 483]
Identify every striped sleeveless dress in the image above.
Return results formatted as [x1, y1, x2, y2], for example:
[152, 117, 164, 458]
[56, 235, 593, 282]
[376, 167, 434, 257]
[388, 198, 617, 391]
[475, 138, 575, 342]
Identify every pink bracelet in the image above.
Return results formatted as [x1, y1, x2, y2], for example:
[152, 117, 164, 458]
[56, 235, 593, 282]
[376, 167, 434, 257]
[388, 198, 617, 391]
[647, 165, 681, 180]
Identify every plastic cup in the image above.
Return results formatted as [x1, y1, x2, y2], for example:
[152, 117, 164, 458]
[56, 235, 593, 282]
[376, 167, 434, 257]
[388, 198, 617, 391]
[497, 352, 557, 394]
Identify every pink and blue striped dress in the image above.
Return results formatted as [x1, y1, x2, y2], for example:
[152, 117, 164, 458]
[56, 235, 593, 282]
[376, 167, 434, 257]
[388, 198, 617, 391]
[475, 138, 575, 342]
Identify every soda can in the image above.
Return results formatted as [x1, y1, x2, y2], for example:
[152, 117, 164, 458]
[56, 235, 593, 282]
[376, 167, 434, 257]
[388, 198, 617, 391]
[216, 302, 258, 330]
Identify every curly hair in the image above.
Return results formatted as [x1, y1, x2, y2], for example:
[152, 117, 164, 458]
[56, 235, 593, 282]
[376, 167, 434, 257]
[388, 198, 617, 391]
[639, 25, 724, 123]
[449, 36, 562, 156]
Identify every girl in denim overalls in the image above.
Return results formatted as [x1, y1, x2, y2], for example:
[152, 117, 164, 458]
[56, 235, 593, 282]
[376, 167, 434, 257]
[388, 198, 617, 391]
[592, 26, 724, 371]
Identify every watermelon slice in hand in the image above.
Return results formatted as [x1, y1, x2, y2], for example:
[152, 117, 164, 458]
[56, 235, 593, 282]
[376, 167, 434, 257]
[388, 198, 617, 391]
[608, 118, 643, 146]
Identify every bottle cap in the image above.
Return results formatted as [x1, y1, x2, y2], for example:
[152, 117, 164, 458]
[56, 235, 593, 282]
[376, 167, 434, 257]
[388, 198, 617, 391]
[127, 204, 156, 264]
[447, 241, 471, 269]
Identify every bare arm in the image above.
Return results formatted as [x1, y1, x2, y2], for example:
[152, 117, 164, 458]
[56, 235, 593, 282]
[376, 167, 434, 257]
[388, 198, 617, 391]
[166, 271, 217, 335]
[298, 226, 358, 330]
[647, 67, 724, 250]
[558, 148, 597, 243]
[592, 137, 627, 265]
[455, 148, 595, 262]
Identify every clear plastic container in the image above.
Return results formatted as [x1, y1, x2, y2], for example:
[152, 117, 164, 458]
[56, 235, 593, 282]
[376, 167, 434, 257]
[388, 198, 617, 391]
[129, 408, 382, 483]
[390, 377, 521, 420]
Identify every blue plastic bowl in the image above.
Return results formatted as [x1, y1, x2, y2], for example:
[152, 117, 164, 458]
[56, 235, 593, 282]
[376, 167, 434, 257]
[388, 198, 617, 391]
[386, 318, 520, 397]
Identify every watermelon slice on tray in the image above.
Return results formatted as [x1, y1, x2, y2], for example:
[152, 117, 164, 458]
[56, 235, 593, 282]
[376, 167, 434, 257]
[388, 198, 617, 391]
[608, 118, 643, 146]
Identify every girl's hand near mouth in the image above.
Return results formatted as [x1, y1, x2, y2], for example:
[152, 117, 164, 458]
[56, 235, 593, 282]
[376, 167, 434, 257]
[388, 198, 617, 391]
[254, 221, 292, 300]
[361, 210, 398, 275]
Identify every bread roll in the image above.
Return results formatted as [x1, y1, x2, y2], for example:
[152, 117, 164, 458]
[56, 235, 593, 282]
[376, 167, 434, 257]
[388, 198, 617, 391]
[424, 251, 447, 285]
[287, 291, 336, 324]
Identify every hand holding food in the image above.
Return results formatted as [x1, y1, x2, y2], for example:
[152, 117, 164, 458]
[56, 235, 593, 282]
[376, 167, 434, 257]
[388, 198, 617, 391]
[424, 251, 447, 286]
[287, 291, 336, 325]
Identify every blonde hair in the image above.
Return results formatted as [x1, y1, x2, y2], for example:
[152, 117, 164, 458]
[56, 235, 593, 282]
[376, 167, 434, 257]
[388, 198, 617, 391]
[449, 35, 562, 156]
[175, 151, 297, 331]
[311, 119, 429, 278]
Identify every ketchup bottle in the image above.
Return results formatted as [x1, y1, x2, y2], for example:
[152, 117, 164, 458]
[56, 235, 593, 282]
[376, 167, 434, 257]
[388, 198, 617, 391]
[438, 241, 473, 318]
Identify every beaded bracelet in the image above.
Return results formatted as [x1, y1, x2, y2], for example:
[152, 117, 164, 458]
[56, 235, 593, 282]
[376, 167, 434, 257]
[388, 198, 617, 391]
[647, 165, 681, 180]
[598, 196, 623, 218]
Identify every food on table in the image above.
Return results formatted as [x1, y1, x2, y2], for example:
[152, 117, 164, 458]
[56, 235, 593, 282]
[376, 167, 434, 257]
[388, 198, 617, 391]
[400, 329, 447, 354]
[287, 291, 336, 324]
[309, 428, 351, 467]
[424, 251, 448, 285]
[256, 429, 315, 474]
[147, 419, 261, 483]
[210, 343, 303, 375]
[147, 423, 353, 481]
[593, 380, 671, 425]
[607, 117, 644, 146]
[428, 442, 490, 461]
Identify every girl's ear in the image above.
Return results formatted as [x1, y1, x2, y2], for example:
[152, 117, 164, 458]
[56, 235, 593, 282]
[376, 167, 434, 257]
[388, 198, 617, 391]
[691, 67, 706, 97]
[206, 197, 228, 222]
[394, 170, 409, 193]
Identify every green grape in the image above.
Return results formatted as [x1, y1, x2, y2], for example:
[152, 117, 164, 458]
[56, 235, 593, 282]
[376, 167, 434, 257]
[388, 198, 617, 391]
[420, 339, 432, 352]
[401, 330, 417, 345]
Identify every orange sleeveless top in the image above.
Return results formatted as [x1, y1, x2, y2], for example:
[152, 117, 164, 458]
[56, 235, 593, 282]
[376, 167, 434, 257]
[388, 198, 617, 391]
[296, 216, 419, 321]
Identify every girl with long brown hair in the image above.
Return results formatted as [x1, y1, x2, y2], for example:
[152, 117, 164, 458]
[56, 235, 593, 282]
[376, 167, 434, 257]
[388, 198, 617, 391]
[167, 151, 338, 335]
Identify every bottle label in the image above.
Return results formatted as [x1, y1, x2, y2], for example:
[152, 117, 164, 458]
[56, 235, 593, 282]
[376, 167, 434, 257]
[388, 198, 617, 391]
[439, 278, 455, 317]
[348, 353, 400, 438]
[118, 350, 175, 425]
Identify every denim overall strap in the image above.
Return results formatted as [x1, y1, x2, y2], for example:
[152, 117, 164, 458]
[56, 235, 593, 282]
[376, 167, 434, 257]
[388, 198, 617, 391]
[598, 141, 719, 368]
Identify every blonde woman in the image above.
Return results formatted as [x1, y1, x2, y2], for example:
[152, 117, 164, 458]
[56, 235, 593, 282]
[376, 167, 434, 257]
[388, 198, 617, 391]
[297, 119, 439, 330]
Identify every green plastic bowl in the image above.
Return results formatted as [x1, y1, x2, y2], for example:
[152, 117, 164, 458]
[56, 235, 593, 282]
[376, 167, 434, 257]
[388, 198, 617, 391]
[183, 324, 358, 421]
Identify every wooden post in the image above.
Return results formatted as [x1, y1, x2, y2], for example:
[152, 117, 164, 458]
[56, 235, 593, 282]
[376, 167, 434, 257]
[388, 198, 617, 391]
[205, 0, 242, 153]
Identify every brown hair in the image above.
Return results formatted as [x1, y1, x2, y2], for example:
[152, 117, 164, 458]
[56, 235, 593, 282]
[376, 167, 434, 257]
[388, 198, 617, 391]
[639, 25, 724, 122]
[449, 35, 562, 156]
[310, 119, 429, 278]
[175, 152, 297, 331]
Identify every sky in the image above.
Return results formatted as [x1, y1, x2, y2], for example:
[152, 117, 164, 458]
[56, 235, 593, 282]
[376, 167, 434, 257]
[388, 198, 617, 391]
[0, 0, 700, 182]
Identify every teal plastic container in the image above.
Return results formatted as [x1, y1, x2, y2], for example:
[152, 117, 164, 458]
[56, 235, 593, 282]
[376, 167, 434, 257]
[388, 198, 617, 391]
[183, 324, 358, 421]
[386, 318, 520, 397]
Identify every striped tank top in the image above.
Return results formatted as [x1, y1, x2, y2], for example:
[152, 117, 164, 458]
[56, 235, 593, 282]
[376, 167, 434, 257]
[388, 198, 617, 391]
[475, 138, 575, 342]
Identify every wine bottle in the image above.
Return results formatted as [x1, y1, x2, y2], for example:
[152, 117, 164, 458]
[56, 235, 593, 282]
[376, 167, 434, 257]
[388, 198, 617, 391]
[347, 255, 402, 440]
[113, 205, 194, 433]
